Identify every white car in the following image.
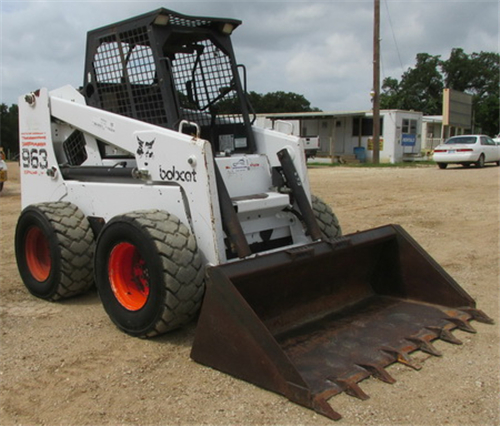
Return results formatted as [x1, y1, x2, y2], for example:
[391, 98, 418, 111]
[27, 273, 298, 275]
[433, 135, 500, 169]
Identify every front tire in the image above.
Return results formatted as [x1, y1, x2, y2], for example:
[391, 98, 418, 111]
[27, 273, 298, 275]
[15, 202, 95, 301]
[94, 210, 205, 337]
[311, 194, 342, 240]
[437, 163, 447, 169]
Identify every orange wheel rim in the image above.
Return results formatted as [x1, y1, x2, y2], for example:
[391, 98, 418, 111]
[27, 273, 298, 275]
[108, 242, 150, 311]
[25, 226, 52, 282]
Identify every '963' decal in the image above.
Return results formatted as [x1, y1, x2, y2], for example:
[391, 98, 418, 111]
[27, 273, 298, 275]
[22, 148, 49, 170]
[21, 133, 49, 174]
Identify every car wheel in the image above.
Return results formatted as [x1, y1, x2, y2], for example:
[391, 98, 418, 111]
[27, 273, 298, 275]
[94, 210, 205, 337]
[475, 154, 485, 168]
[437, 163, 447, 169]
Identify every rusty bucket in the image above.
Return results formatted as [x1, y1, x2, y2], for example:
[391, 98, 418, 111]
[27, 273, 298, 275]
[191, 224, 493, 420]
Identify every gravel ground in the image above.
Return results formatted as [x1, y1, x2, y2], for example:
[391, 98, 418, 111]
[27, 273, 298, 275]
[1, 161, 499, 425]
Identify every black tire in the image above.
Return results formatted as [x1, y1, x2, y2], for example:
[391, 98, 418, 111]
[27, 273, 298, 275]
[15, 202, 95, 301]
[437, 163, 448, 169]
[0, 181, 4, 192]
[94, 210, 205, 338]
[311, 194, 342, 240]
[475, 154, 485, 168]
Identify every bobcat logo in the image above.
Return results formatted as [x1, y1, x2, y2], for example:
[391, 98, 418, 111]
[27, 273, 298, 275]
[136, 137, 155, 166]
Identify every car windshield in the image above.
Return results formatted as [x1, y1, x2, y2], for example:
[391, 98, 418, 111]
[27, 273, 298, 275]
[445, 136, 477, 145]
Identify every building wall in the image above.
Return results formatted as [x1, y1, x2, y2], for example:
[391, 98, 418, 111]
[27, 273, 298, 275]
[256, 110, 423, 163]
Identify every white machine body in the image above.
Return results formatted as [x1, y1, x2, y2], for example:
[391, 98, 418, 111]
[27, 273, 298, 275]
[19, 86, 311, 266]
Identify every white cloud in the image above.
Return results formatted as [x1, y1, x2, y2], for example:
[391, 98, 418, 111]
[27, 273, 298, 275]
[1, 0, 498, 113]
[286, 33, 368, 82]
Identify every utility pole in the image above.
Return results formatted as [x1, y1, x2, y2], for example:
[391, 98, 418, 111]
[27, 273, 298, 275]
[372, 0, 381, 164]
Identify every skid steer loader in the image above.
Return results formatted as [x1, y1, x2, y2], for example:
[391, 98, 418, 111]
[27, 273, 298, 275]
[15, 8, 492, 420]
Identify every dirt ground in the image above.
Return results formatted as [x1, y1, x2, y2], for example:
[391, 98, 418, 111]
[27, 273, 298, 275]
[1, 161, 499, 426]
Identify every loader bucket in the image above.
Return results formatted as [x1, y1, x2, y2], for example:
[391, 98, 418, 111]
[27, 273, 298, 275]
[191, 225, 493, 420]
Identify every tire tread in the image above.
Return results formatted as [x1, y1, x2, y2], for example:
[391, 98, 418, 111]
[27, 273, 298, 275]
[311, 195, 342, 240]
[32, 202, 94, 300]
[112, 210, 204, 337]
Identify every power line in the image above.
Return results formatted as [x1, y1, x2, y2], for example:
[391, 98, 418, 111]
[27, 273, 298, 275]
[383, 0, 405, 75]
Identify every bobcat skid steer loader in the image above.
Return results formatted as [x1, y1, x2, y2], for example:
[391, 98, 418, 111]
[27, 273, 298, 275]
[15, 8, 492, 420]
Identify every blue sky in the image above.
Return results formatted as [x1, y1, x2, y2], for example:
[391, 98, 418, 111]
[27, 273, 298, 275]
[1, 1, 498, 111]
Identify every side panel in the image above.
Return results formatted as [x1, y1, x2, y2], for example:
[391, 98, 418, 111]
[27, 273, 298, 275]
[132, 129, 225, 265]
[252, 126, 312, 201]
[215, 154, 272, 198]
[63, 182, 187, 223]
[18, 89, 66, 209]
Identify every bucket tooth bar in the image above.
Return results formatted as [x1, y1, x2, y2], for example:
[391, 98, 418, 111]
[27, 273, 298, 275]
[406, 336, 443, 357]
[446, 316, 477, 333]
[191, 225, 494, 420]
[328, 378, 370, 401]
[357, 363, 396, 384]
[459, 307, 494, 324]
[381, 347, 423, 370]
[426, 326, 464, 345]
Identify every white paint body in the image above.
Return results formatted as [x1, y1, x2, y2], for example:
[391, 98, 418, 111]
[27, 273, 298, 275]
[19, 86, 312, 266]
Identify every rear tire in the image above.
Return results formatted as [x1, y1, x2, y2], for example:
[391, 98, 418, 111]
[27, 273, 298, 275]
[437, 163, 447, 169]
[311, 194, 342, 240]
[475, 154, 485, 168]
[15, 202, 95, 301]
[94, 210, 205, 337]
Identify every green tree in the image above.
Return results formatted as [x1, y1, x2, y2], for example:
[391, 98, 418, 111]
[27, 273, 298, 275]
[441, 48, 475, 92]
[442, 49, 499, 134]
[381, 49, 499, 135]
[217, 91, 320, 114]
[256, 91, 320, 113]
[380, 53, 443, 115]
[0, 104, 19, 157]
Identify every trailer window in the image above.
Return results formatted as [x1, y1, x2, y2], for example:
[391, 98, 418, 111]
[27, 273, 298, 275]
[352, 117, 383, 137]
[402, 119, 417, 134]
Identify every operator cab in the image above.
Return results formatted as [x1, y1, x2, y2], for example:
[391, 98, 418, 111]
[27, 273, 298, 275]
[83, 8, 256, 155]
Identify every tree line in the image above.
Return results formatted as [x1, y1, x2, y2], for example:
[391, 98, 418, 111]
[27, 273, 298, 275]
[381, 48, 499, 136]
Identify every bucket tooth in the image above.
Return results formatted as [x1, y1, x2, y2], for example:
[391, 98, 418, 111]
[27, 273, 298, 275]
[329, 378, 370, 401]
[381, 347, 422, 370]
[426, 326, 463, 345]
[357, 363, 396, 384]
[406, 337, 442, 357]
[447, 316, 477, 333]
[459, 307, 495, 324]
[312, 396, 342, 421]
